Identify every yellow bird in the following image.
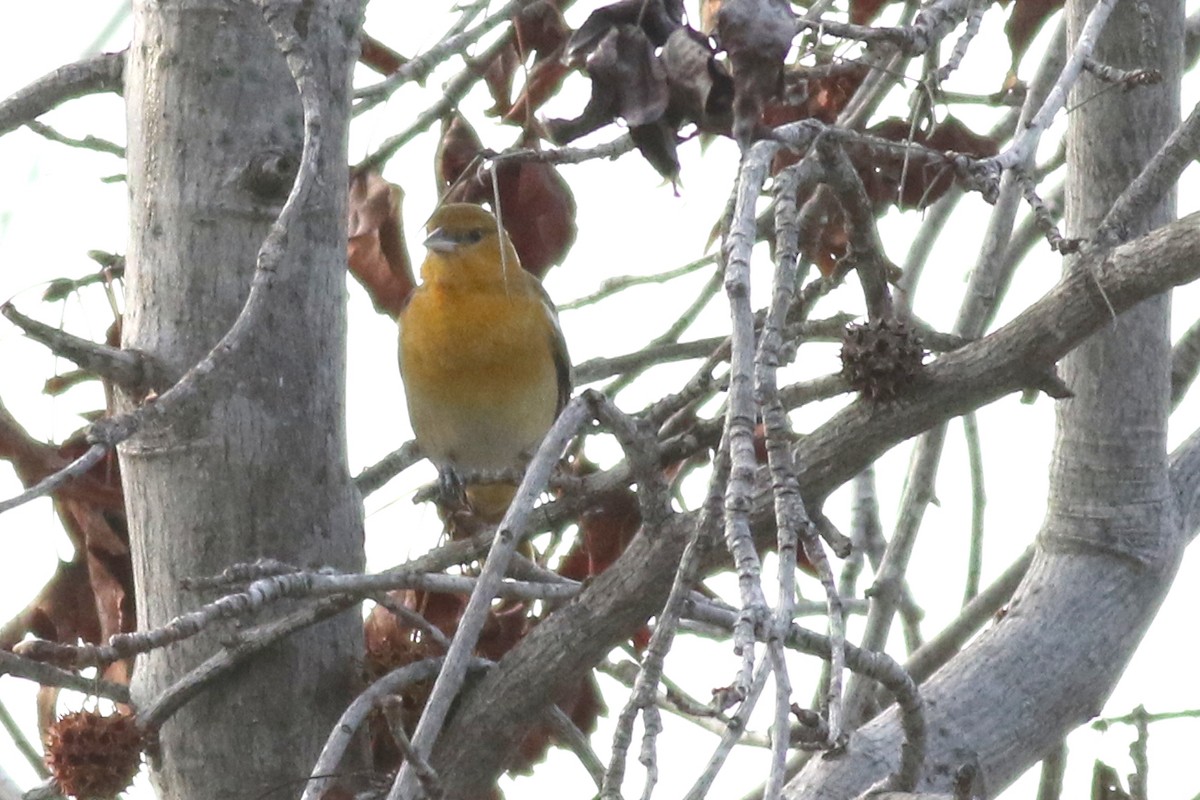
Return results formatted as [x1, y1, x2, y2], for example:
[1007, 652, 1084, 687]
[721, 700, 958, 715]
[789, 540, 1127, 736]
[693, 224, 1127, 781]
[398, 203, 571, 522]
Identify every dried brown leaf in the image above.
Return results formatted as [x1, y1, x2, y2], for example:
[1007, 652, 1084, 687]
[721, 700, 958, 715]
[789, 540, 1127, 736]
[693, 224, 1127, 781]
[716, 0, 797, 148]
[347, 170, 415, 318]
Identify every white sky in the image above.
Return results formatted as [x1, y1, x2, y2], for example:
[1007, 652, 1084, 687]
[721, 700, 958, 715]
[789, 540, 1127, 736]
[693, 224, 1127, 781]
[1, 1, 1199, 799]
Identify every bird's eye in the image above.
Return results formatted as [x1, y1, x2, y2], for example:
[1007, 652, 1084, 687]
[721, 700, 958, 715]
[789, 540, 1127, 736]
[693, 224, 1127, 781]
[463, 229, 485, 244]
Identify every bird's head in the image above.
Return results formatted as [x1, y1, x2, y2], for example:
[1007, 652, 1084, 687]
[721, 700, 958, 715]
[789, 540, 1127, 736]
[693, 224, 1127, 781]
[421, 203, 522, 286]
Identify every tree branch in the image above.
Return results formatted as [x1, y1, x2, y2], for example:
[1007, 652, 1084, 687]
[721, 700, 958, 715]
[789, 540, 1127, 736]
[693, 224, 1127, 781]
[424, 211, 1200, 799]
[1, 302, 154, 394]
[0, 51, 124, 139]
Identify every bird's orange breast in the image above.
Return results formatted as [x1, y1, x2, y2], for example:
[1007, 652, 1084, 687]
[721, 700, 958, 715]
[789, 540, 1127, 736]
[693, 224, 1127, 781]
[399, 281, 560, 473]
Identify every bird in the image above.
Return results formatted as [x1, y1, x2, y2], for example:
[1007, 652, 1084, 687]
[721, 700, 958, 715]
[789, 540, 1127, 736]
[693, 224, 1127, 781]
[398, 203, 571, 524]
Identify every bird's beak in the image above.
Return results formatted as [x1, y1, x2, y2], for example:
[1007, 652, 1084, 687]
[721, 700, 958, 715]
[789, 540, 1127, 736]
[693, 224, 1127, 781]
[423, 228, 457, 253]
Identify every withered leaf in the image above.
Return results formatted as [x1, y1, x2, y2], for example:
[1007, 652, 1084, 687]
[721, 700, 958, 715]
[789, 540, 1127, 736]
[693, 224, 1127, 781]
[347, 170, 415, 318]
[514, 0, 572, 57]
[630, 120, 682, 181]
[436, 114, 484, 191]
[547, 24, 670, 141]
[850, 0, 896, 24]
[502, 56, 572, 124]
[564, 0, 684, 66]
[445, 133, 578, 277]
[661, 27, 734, 135]
[716, 0, 797, 148]
[482, 42, 521, 118]
[1005, 0, 1065, 69]
[359, 33, 407, 76]
[864, 115, 1000, 209]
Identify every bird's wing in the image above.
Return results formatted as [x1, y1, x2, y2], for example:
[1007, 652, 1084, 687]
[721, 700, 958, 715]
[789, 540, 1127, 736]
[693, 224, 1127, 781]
[531, 276, 573, 414]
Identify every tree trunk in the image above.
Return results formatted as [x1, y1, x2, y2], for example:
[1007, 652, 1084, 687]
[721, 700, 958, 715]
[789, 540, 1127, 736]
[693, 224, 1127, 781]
[786, 0, 1185, 796]
[121, 2, 364, 798]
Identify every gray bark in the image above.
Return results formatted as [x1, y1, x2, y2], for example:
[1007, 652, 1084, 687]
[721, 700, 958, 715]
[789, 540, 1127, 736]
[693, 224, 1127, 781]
[121, 1, 364, 798]
[783, 0, 1186, 796]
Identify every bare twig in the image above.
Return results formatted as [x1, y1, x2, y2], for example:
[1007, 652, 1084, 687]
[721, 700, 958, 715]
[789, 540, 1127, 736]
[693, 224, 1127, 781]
[686, 601, 926, 793]
[722, 140, 777, 701]
[597, 660, 771, 746]
[936, 0, 987, 81]
[0, 698, 49, 779]
[1082, 58, 1161, 88]
[388, 394, 595, 800]
[1096, 101, 1200, 246]
[357, 31, 514, 173]
[601, 442, 729, 800]
[560, 255, 716, 311]
[355, 0, 528, 104]
[0, 51, 124, 138]
[15, 569, 579, 668]
[1, 302, 151, 393]
[797, 0, 972, 57]
[382, 698, 444, 800]
[300, 658, 477, 800]
[1127, 706, 1149, 800]
[542, 704, 606, 789]
[141, 594, 363, 732]
[1034, 741, 1067, 800]
[1171, 316, 1200, 409]
[992, 0, 1118, 173]
[23, 120, 124, 156]
[0, 444, 107, 516]
[681, 660, 773, 800]
[961, 413, 986, 605]
[0, 650, 130, 705]
[889, 548, 1034, 693]
[354, 440, 422, 496]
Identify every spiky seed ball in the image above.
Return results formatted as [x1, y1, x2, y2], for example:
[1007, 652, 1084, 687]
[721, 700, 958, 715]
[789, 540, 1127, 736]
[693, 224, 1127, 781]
[840, 318, 925, 401]
[44, 710, 143, 799]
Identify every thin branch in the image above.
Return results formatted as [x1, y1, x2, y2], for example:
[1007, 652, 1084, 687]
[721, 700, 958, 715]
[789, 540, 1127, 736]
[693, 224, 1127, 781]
[575, 316, 851, 385]
[559, 255, 716, 311]
[597, 660, 771, 747]
[357, 31, 514, 173]
[0, 51, 124, 139]
[887, 547, 1034, 696]
[140, 595, 362, 732]
[816, 140, 895, 320]
[0, 698, 50, 779]
[1082, 57, 1161, 88]
[23, 120, 124, 157]
[1034, 741, 1067, 800]
[797, 0, 972, 56]
[355, 0, 528, 104]
[1096, 100, 1200, 247]
[0, 650, 130, 705]
[961, 413, 986, 605]
[0, 444, 108, 516]
[381, 698, 444, 800]
[1171, 316, 1200, 409]
[542, 704, 606, 789]
[721, 139, 777, 702]
[992, 0, 1118, 172]
[687, 601, 926, 794]
[353, 440, 422, 497]
[301, 658, 457, 800]
[601, 442, 729, 800]
[15, 569, 579, 668]
[388, 395, 596, 800]
[1, 302, 151, 393]
[603, 269, 724, 397]
[681, 660, 773, 800]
